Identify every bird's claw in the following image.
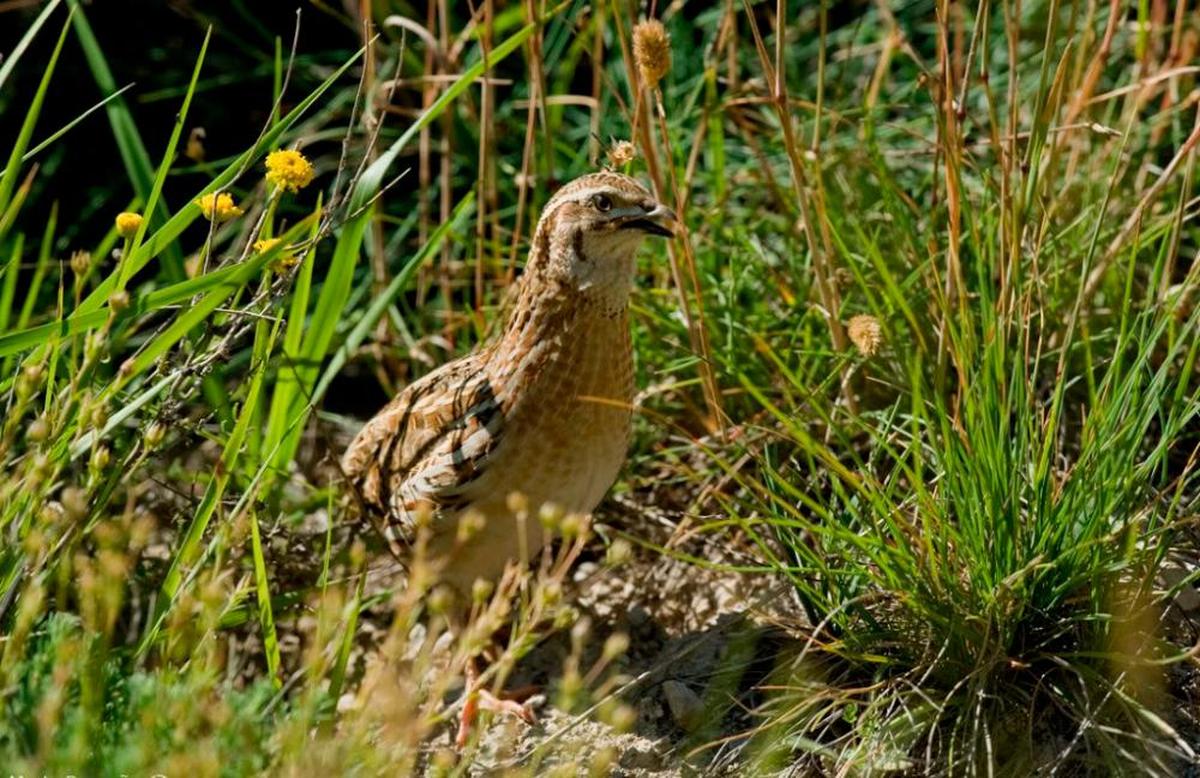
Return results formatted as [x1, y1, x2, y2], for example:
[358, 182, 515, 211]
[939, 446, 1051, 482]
[455, 688, 539, 748]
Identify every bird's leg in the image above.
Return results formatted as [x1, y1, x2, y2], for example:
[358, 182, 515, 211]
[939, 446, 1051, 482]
[455, 656, 536, 748]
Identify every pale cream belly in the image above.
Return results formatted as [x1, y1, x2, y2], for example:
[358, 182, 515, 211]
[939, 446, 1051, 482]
[431, 392, 631, 595]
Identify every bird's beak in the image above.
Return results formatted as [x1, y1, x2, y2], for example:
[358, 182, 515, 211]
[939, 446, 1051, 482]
[620, 202, 677, 238]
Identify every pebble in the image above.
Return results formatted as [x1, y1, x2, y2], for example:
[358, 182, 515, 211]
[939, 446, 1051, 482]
[662, 680, 705, 732]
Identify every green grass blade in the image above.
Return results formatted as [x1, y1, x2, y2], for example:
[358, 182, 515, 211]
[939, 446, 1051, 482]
[120, 28, 212, 286]
[138, 320, 281, 656]
[0, 8, 73, 226]
[72, 46, 365, 319]
[68, 0, 185, 277]
[0, 0, 63, 93]
[0, 218, 307, 360]
[310, 192, 475, 402]
[0, 234, 24, 335]
[0, 85, 135, 179]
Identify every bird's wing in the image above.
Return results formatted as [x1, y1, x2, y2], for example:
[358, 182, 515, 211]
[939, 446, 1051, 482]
[341, 352, 504, 544]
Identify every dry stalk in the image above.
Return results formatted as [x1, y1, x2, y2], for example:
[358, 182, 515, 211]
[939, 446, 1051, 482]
[613, 6, 726, 433]
[742, 0, 855, 413]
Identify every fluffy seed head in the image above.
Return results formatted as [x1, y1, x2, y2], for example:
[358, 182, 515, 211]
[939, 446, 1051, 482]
[606, 139, 636, 168]
[633, 20, 671, 87]
[848, 314, 883, 357]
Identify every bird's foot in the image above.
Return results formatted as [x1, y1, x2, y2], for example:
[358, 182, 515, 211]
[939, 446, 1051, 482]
[455, 688, 538, 748]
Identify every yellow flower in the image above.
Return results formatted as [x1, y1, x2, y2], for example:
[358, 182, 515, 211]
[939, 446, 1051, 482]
[633, 20, 671, 87]
[254, 238, 299, 272]
[197, 192, 243, 222]
[265, 149, 314, 193]
[115, 212, 143, 239]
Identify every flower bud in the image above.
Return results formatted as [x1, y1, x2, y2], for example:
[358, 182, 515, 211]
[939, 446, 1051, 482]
[70, 250, 92, 277]
[144, 422, 166, 448]
[471, 578, 494, 605]
[26, 416, 50, 443]
[61, 487, 89, 523]
[114, 212, 143, 239]
[90, 446, 111, 471]
[602, 632, 630, 662]
[606, 538, 633, 567]
[107, 290, 130, 313]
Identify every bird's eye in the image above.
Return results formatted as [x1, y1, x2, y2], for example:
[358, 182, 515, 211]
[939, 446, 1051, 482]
[591, 193, 613, 212]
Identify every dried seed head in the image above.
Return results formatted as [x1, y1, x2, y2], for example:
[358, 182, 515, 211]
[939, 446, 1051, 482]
[16, 364, 43, 399]
[70, 250, 92, 277]
[471, 577, 494, 604]
[107, 290, 130, 313]
[602, 701, 638, 733]
[427, 585, 455, 616]
[144, 422, 166, 448]
[538, 501, 564, 531]
[61, 487, 89, 523]
[605, 537, 633, 567]
[602, 632, 630, 661]
[506, 490, 530, 515]
[559, 512, 588, 540]
[539, 580, 563, 609]
[847, 314, 882, 357]
[456, 509, 486, 544]
[90, 445, 111, 471]
[606, 140, 636, 169]
[633, 20, 671, 87]
[571, 616, 592, 645]
[350, 539, 367, 569]
[26, 416, 50, 443]
[554, 604, 580, 630]
[186, 127, 207, 162]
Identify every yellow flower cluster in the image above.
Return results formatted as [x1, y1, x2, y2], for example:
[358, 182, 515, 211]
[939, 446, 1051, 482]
[197, 192, 243, 223]
[114, 211, 143, 239]
[254, 238, 299, 272]
[265, 149, 314, 193]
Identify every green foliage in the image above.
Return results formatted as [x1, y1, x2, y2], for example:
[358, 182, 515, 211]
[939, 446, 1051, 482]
[1, 0, 1198, 775]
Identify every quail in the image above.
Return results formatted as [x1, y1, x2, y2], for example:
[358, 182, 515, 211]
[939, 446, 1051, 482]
[342, 171, 676, 744]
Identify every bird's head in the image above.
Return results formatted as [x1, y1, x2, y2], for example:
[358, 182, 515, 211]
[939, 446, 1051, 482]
[530, 172, 676, 309]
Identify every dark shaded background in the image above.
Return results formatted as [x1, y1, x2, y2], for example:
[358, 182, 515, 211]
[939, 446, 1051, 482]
[1, 1, 361, 250]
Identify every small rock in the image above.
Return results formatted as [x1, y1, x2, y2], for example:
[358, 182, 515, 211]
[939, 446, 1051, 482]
[620, 745, 663, 771]
[1163, 564, 1200, 612]
[662, 679, 705, 732]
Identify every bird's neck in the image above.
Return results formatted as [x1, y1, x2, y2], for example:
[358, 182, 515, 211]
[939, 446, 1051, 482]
[486, 274, 631, 393]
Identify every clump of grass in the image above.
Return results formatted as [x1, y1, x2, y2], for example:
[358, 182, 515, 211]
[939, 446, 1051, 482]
[685, 3, 1200, 773]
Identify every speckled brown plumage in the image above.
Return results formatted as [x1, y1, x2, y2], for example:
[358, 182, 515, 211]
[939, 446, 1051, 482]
[342, 172, 675, 595]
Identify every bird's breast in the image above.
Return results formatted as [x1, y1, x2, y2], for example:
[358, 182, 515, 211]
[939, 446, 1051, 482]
[494, 311, 634, 515]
